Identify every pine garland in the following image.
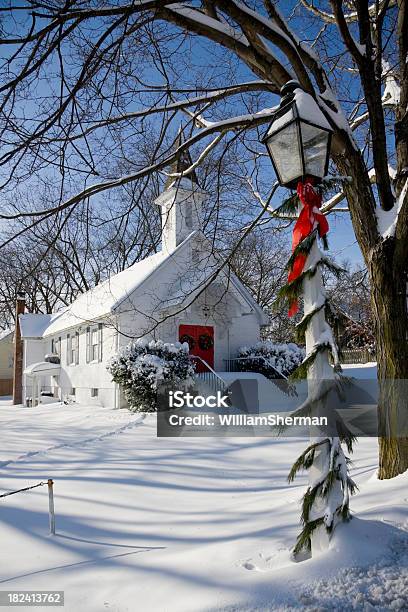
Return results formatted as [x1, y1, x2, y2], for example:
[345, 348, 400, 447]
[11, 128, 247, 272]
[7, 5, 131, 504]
[286, 229, 319, 272]
[319, 176, 351, 193]
[275, 176, 350, 221]
[276, 182, 356, 560]
[320, 256, 344, 277]
[289, 342, 331, 380]
[289, 438, 358, 556]
[295, 301, 327, 344]
[293, 517, 325, 556]
[276, 266, 318, 309]
[277, 257, 343, 313]
[282, 375, 356, 452]
[325, 302, 346, 363]
[288, 440, 326, 482]
[274, 192, 299, 216]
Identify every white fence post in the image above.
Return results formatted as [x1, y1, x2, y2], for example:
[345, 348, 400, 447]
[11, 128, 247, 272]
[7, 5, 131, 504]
[47, 479, 56, 535]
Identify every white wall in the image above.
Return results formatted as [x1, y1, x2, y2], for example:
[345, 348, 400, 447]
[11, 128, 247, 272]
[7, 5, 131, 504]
[116, 243, 262, 373]
[227, 314, 261, 361]
[23, 322, 119, 408]
[23, 339, 47, 402]
[51, 322, 118, 407]
[21, 233, 264, 409]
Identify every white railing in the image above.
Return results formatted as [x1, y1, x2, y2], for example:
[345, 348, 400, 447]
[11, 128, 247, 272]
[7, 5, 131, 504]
[189, 356, 230, 395]
[223, 356, 288, 380]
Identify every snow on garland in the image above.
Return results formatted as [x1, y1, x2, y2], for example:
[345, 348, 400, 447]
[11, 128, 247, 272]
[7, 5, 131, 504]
[277, 178, 356, 558]
[107, 339, 195, 412]
[288, 436, 357, 556]
[237, 342, 305, 378]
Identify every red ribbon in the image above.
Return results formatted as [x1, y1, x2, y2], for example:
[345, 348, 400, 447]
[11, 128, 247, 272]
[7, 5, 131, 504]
[287, 178, 329, 317]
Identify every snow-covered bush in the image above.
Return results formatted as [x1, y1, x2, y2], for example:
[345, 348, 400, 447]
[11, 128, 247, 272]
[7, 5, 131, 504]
[107, 339, 195, 412]
[237, 341, 305, 378]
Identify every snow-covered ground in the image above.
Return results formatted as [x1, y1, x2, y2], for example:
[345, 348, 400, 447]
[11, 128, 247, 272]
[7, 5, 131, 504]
[0, 367, 407, 611]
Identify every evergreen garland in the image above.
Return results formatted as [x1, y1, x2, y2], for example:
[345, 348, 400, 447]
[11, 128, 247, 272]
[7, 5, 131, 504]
[289, 342, 331, 380]
[286, 229, 321, 271]
[281, 378, 356, 452]
[276, 257, 342, 313]
[288, 437, 358, 556]
[295, 301, 327, 343]
[276, 265, 318, 308]
[277, 180, 356, 559]
[275, 176, 348, 221]
[320, 256, 344, 277]
[273, 191, 299, 217]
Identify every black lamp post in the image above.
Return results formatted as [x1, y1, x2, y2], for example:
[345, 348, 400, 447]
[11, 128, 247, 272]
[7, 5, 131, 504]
[262, 81, 333, 189]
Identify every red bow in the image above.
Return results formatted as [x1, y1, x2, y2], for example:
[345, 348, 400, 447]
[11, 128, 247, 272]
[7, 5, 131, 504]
[287, 178, 329, 317]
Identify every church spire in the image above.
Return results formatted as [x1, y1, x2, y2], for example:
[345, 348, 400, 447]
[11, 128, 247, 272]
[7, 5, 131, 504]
[164, 125, 199, 190]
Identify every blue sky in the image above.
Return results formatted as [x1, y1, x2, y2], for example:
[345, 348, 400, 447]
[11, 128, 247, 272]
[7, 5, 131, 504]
[327, 214, 362, 268]
[175, 2, 372, 270]
[1, 1, 380, 272]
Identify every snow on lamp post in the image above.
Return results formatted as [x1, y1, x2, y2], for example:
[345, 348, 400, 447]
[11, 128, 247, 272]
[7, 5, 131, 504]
[262, 80, 332, 190]
[263, 81, 356, 558]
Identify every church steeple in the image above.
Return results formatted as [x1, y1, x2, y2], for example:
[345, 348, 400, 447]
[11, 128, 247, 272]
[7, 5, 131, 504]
[155, 127, 205, 255]
[164, 126, 200, 190]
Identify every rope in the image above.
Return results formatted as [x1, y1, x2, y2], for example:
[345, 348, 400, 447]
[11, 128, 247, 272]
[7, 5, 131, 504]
[0, 481, 46, 499]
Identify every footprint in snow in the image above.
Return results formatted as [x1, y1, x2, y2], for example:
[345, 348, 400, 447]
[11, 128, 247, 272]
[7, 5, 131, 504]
[242, 561, 257, 570]
[241, 553, 271, 572]
[240, 549, 288, 572]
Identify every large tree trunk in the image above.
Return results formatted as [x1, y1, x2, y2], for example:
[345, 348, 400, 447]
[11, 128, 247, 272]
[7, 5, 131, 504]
[369, 245, 408, 479]
[335, 146, 408, 480]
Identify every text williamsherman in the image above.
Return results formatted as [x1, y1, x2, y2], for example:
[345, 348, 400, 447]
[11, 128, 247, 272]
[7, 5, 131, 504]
[218, 415, 328, 427]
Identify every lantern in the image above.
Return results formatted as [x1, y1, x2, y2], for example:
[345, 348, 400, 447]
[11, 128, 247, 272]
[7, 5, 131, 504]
[262, 81, 333, 188]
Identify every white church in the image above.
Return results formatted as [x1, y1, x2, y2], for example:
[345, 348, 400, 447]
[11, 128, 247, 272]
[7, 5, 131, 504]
[17, 141, 268, 408]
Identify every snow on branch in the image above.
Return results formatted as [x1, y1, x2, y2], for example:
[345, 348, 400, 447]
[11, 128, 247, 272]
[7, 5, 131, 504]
[217, 0, 313, 91]
[382, 61, 400, 106]
[0, 106, 279, 221]
[300, 0, 396, 24]
[245, 178, 296, 222]
[6, 81, 272, 150]
[350, 62, 400, 131]
[167, 3, 249, 46]
[376, 178, 408, 239]
[165, 131, 227, 178]
[159, 2, 291, 88]
[321, 191, 347, 215]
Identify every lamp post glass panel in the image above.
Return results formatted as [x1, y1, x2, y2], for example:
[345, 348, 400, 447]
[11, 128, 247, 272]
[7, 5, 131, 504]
[262, 81, 332, 188]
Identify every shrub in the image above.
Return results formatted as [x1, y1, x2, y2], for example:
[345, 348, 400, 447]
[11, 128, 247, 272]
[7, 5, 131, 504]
[107, 339, 195, 412]
[237, 341, 305, 378]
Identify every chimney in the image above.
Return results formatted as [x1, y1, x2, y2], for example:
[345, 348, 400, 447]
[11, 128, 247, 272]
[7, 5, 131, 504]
[13, 292, 25, 405]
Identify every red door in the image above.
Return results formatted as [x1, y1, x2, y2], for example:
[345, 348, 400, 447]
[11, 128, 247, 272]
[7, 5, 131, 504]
[179, 324, 214, 373]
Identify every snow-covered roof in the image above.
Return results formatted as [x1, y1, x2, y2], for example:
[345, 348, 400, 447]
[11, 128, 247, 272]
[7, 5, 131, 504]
[26, 234, 201, 337]
[24, 361, 61, 376]
[160, 236, 269, 325]
[42, 249, 166, 337]
[0, 328, 13, 342]
[19, 229, 268, 339]
[19, 314, 57, 339]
